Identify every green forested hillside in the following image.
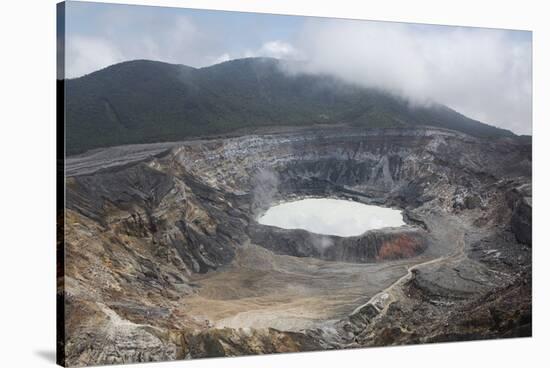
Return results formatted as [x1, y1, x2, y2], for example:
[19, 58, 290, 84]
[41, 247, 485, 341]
[65, 57, 514, 155]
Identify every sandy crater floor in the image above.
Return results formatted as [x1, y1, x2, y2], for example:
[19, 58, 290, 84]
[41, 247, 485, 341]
[183, 213, 465, 332]
[184, 243, 428, 331]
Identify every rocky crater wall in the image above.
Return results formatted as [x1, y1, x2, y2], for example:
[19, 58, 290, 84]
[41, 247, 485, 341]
[66, 127, 531, 273]
[66, 127, 532, 275]
[248, 222, 428, 263]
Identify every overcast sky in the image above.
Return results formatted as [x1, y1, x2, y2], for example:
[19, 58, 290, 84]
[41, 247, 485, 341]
[63, 1, 532, 135]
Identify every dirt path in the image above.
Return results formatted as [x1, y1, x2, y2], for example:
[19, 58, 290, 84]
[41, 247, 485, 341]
[351, 223, 466, 317]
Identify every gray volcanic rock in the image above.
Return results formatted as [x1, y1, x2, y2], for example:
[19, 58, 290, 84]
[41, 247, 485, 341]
[248, 223, 428, 263]
[183, 328, 320, 358]
[61, 126, 531, 366]
[507, 180, 532, 245]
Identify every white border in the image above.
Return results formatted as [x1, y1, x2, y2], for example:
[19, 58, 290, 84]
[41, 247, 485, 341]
[1, 1, 548, 367]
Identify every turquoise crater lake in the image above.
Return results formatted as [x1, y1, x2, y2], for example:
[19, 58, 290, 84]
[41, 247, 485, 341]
[258, 198, 405, 237]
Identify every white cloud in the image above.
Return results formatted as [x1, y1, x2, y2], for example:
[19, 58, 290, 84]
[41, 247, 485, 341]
[256, 41, 301, 59]
[288, 20, 532, 134]
[65, 36, 125, 78]
[213, 53, 231, 64]
[65, 15, 220, 77]
[214, 40, 302, 64]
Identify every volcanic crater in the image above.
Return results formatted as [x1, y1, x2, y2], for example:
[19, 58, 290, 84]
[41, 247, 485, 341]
[62, 126, 531, 366]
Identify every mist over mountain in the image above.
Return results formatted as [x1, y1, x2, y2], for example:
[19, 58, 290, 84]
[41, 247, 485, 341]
[64, 57, 515, 155]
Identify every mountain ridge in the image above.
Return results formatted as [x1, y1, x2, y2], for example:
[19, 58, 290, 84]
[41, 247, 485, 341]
[64, 57, 516, 155]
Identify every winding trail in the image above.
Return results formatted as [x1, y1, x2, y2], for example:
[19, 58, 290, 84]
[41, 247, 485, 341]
[351, 216, 467, 318]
